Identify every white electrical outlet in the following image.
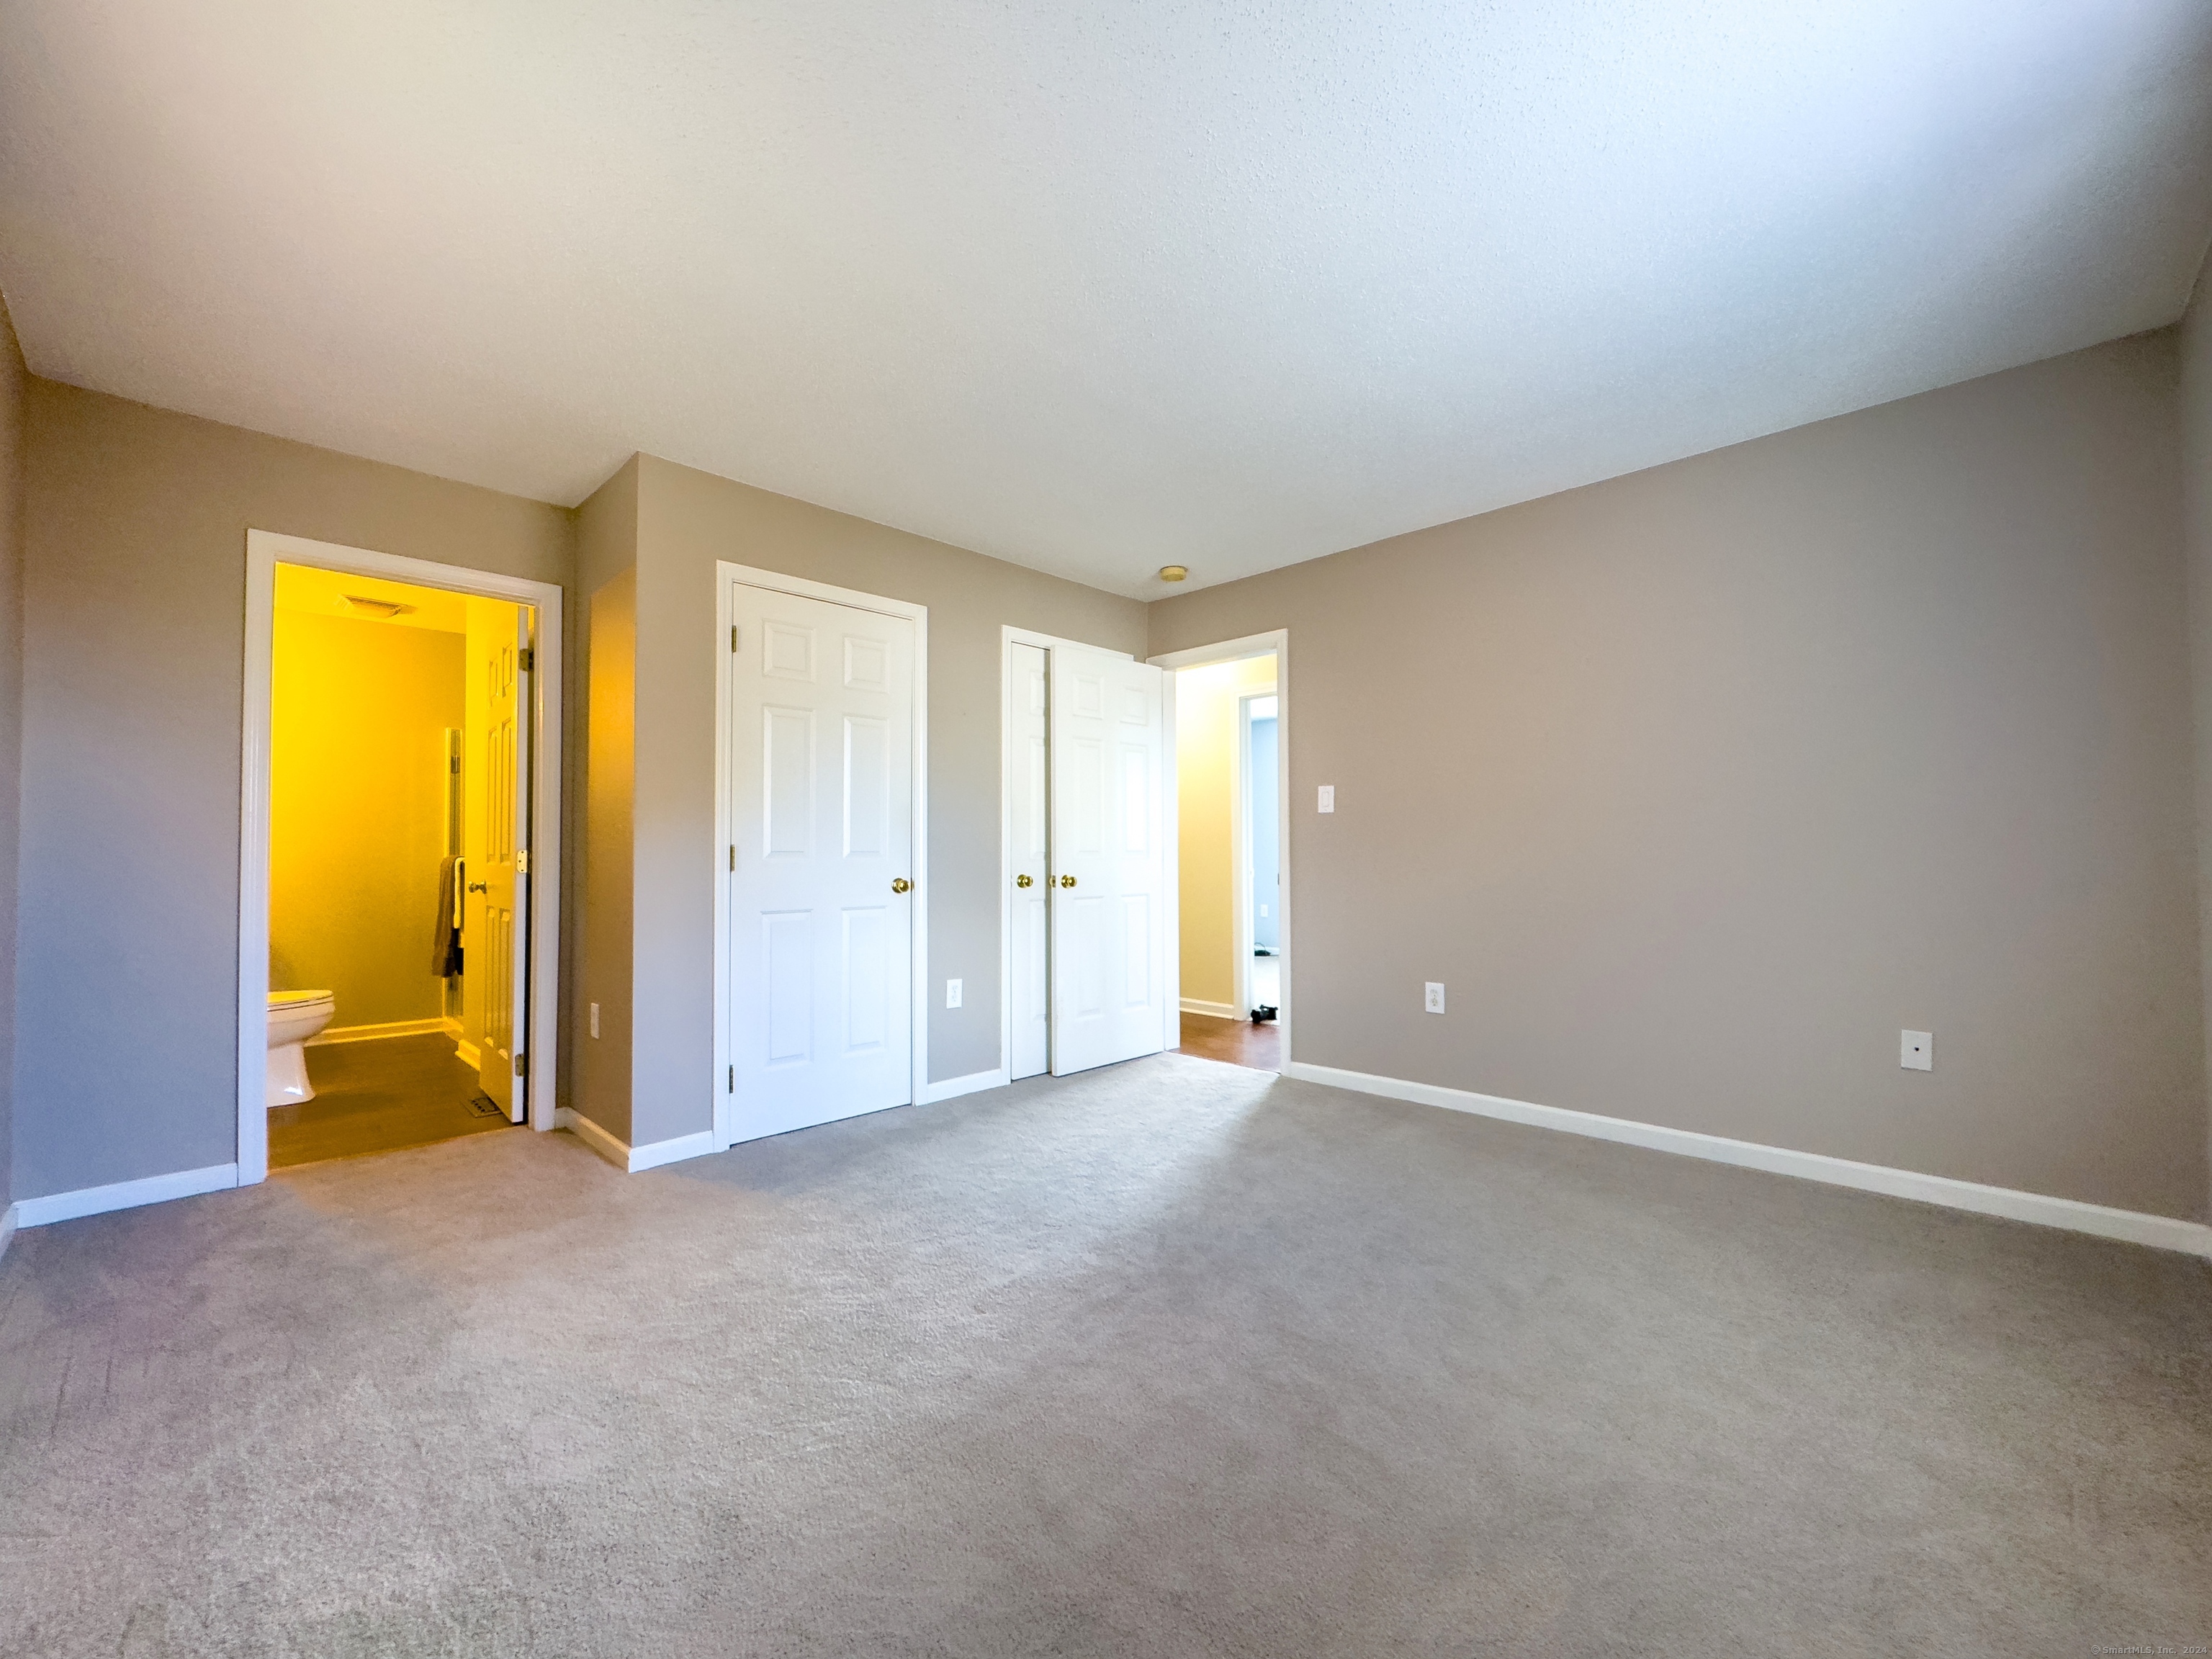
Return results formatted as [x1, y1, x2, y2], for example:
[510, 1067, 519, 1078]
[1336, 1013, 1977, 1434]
[589, 1002, 600, 1039]
[1901, 1030, 1932, 1071]
[946, 978, 963, 1010]
[1424, 982, 1446, 1014]
[1259, 903, 1269, 917]
[1318, 785, 1335, 814]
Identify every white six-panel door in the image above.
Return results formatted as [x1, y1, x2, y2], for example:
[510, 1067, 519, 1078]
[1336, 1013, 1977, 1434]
[1049, 644, 1169, 1075]
[1007, 643, 1051, 1080]
[727, 581, 916, 1139]
[478, 608, 532, 1122]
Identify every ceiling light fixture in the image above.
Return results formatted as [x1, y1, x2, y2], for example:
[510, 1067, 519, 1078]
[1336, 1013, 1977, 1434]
[1157, 565, 1187, 583]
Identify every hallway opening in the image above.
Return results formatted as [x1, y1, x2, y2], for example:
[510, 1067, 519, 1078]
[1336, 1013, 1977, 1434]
[1156, 633, 1289, 1073]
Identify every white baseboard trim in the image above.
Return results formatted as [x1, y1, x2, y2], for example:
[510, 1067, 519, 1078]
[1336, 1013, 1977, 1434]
[554, 1107, 719, 1174]
[310, 1017, 454, 1046]
[630, 1130, 719, 1172]
[922, 1068, 1010, 1104]
[454, 1038, 482, 1069]
[0, 1202, 17, 1264]
[1180, 999, 1241, 1020]
[13, 1163, 241, 1230]
[554, 1105, 627, 1168]
[1285, 1061, 2212, 1259]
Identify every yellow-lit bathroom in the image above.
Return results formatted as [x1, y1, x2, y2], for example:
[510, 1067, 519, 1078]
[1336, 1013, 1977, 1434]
[265, 562, 534, 1168]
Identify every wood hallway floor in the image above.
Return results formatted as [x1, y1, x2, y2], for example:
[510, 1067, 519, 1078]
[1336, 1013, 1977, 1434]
[268, 1032, 519, 1169]
[1176, 1011, 1282, 1071]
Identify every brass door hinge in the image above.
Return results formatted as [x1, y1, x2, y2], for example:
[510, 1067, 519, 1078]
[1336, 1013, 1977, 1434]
[513, 1051, 526, 1076]
[730, 625, 739, 653]
[519, 647, 534, 673]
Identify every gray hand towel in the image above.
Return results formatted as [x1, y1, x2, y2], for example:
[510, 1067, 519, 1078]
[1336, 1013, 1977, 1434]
[433, 855, 464, 978]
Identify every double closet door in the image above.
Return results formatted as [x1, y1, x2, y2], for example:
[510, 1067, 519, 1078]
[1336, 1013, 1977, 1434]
[726, 579, 917, 1141]
[1007, 639, 1172, 1080]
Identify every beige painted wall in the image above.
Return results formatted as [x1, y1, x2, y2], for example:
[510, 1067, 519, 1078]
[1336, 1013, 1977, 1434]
[0, 292, 23, 1205]
[573, 458, 638, 1145]
[574, 454, 1147, 1146]
[581, 566, 637, 1143]
[270, 611, 463, 1026]
[15, 381, 574, 1201]
[2181, 265, 2212, 1208]
[1153, 333, 2209, 1222]
[1176, 656, 1278, 1009]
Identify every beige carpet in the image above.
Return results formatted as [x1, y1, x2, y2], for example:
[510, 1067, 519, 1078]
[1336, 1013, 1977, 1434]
[1, 1054, 2206, 1657]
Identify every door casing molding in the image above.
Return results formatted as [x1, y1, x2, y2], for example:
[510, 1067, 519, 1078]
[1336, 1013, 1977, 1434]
[239, 530, 566, 1184]
[1233, 681, 1279, 1021]
[715, 563, 930, 1148]
[1148, 630, 1291, 1071]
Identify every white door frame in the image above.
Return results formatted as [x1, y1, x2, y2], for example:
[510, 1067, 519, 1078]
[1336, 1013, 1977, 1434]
[1233, 682, 1278, 1020]
[715, 563, 930, 1148]
[997, 628, 1172, 1079]
[238, 529, 566, 1184]
[1150, 630, 1290, 1066]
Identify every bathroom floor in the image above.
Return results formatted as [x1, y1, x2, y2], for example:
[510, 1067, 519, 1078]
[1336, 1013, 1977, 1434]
[268, 1033, 520, 1169]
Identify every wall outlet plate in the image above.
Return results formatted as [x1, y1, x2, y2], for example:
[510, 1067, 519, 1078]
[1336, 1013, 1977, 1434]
[1424, 982, 1446, 1014]
[1901, 1030, 1932, 1070]
[946, 978, 963, 1010]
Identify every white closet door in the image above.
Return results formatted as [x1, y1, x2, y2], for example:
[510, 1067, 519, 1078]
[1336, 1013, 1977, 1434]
[727, 583, 915, 1138]
[1007, 643, 1051, 1080]
[1049, 644, 1168, 1075]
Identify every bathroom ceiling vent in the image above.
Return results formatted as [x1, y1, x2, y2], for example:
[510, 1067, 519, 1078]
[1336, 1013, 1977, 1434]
[342, 594, 416, 619]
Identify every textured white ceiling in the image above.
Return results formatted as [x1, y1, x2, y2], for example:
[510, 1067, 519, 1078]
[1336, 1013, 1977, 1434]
[5, 3, 2211, 598]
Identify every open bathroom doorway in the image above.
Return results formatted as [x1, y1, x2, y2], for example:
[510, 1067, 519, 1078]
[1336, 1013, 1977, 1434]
[1151, 631, 1290, 1073]
[238, 531, 563, 1184]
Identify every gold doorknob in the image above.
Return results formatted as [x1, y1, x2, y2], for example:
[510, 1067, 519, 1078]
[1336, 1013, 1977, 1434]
[1058, 874, 1077, 889]
[891, 878, 912, 894]
[1015, 873, 1033, 889]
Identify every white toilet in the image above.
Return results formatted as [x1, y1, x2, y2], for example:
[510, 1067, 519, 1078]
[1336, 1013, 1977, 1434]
[266, 989, 336, 1107]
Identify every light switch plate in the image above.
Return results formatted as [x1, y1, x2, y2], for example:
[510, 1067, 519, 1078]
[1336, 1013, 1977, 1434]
[1318, 785, 1335, 814]
[946, 979, 963, 1010]
[589, 1002, 600, 1039]
[1901, 1030, 1932, 1071]
[1425, 982, 1446, 1014]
